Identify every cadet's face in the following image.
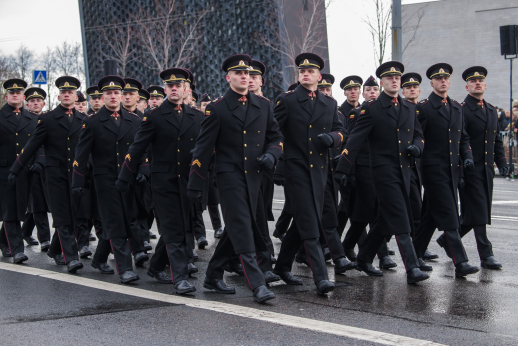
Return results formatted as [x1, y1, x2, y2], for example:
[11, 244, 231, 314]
[319, 86, 332, 96]
[27, 98, 45, 113]
[183, 82, 191, 101]
[5, 90, 25, 108]
[136, 99, 147, 112]
[344, 86, 360, 102]
[402, 84, 421, 101]
[149, 96, 163, 107]
[466, 78, 487, 96]
[200, 101, 210, 112]
[248, 74, 262, 93]
[226, 70, 249, 93]
[380, 75, 401, 96]
[165, 82, 185, 103]
[430, 76, 450, 93]
[362, 86, 380, 101]
[89, 96, 104, 111]
[74, 101, 88, 113]
[58, 90, 78, 108]
[122, 90, 139, 107]
[298, 68, 321, 88]
[101, 90, 123, 111]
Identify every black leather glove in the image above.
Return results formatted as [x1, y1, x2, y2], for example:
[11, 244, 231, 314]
[187, 189, 203, 204]
[136, 173, 148, 184]
[347, 174, 356, 187]
[458, 177, 465, 189]
[273, 176, 285, 186]
[332, 155, 340, 169]
[334, 172, 348, 187]
[115, 179, 129, 192]
[406, 145, 421, 158]
[317, 133, 334, 148]
[499, 166, 509, 177]
[29, 162, 43, 174]
[257, 153, 275, 171]
[71, 187, 83, 198]
[464, 158, 474, 171]
[8, 172, 17, 185]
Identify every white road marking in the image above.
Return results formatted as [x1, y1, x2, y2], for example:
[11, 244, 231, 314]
[0, 262, 444, 346]
[492, 200, 518, 205]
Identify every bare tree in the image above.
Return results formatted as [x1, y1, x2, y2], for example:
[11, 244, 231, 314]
[0, 51, 18, 108]
[39, 47, 57, 110]
[99, 21, 136, 78]
[362, 0, 392, 69]
[402, 3, 428, 56]
[10, 44, 36, 82]
[54, 41, 85, 91]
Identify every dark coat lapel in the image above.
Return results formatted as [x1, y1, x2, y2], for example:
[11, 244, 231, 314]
[449, 97, 460, 128]
[161, 100, 180, 130]
[1, 104, 19, 127]
[69, 111, 83, 136]
[117, 109, 133, 141]
[99, 107, 119, 136]
[398, 97, 409, 127]
[179, 105, 195, 137]
[55, 106, 71, 131]
[16, 109, 32, 132]
[225, 89, 245, 123]
[296, 85, 313, 118]
[380, 92, 398, 121]
[310, 91, 327, 124]
[244, 93, 261, 127]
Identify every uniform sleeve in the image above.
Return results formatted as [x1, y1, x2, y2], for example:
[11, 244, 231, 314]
[345, 109, 359, 175]
[459, 111, 473, 161]
[72, 118, 94, 188]
[34, 146, 45, 166]
[263, 101, 284, 162]
[494, 126, 507, 169]
[273, 95, 288, 133]
[412, 108, 425, 153]
[119, 114, 156, 182]
[10, 115, 48, 174]
[187, 104, 221, 192]
[327, 105, 345, 148]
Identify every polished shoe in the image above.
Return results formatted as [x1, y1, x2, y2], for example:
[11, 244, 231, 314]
[274, 271, 303, 285]
[88, 233, 96, 241]
[13, 252, 29, 264]
[455, 262, 480, 277]
[270, 255, 277, 264]
[436, 236, 452, 259]
[147, 268, 173, 283]
[316, 280, 335, 295]
[134, 252, 149, 267]
[67, 260, 84, 273]
[295, 253, 310, 267]
[149, 231, 157, 239]
[264, 270, 281, 284]
[120, 270, 140, 283]
[197, 236, 208, 249]
[343, 247, 357, 262]
[387, 247, 395, 256]
[423, 249, 439, 260]
[79, 246, 92, 258]
[40, 241, 51, 252]
[143, 241, 152, 252]
[203, 278, 236, 294]
[225, 262, 244, 276]
[1, 247, 12, 258]
[192, 250, 199, 261]
[253, 285, 275, 303]
[407, 268, 430, 284]
[174, 280, 196, 294]
[188, 263, 199, 275]
[91, 261, 115, 274]
[322, 246, 332, 262]
[24, 236, 39, 246]
[272, 229, 285, 242]
[418, 258, 433, 271]
[379, 256, 397, 269]
[334, 257, 357, 274]
[213, 227, 224, 239]
[481, 256, 502, 270]
[356, 260, 383, 276]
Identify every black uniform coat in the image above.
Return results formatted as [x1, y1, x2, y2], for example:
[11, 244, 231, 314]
[119, 100, 203, 243]
[274, 85, 344, 239]
[0, 104, 40, 221]
[27, 112, 50, 214]
[459, 95, 506, 226]
[336, 92, 424, 236]
[337, 102, 356, 213]
[10, 105, 85, 227]
[72, 106, 148, 239]
[188, 89, 283, 254]
[417, 92, 473, 230]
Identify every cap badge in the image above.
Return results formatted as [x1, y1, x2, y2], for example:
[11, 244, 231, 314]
[474, 72, 480, 76]
[350, 80, 354, 84]
[13, 83, 18, 88]
[170, 74, 175, 79]
[410, 78, 415, 82]
[390, 67, 396, 72]
[239, 60, 245, 66]
[322, 79, 327, 83]
[439, 68, 445, 73]
[109, 82, 115, 86]
[153, 90, 157, 94]
[125, 83, 131, 88]
[303, 59, 309, 64]
[33, 91, 38, 95]
[64, 82, 70, 87]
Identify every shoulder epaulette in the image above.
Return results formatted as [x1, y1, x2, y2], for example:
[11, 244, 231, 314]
[190, 105, 204, 113]
[452, 99, 462, 106]
[368, 99, 376, 103]
[149, 106, 160, 115]
[256, 94, 272, 103]
[212, 96, 224, 104]
[284, 90, 295, 95]
[419, 99, 429, 104]
[128, 111, 141, 118]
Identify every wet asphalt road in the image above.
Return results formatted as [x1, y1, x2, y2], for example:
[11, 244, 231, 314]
[1, 176, 517, 345]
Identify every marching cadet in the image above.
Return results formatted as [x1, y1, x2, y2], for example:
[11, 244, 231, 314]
[273, 53, 346, 295]
[412, 63, 479, 277]
[21, 88, 52, 252]
[187, 54, 283, 303]
[182, 69, 194, 105]
[75, 91, 88, 114]
[72, 75, 148, 283]
[86, 85, 103, 115]
[191, 91, 199, 107]
[436, 66, 507, 270]
[0, 79, 41, 263]
[335, 61, 430, 284]
[147, 86, 165, 108]
[122, 78, 144, 118]
[119, 68, 203, 294]
[137, 89, 150, 115]
[198, 94, 211, 113]
[401, 73, 422, 105]
[10, 76, 85, 273]
[249, 59, 266, 97]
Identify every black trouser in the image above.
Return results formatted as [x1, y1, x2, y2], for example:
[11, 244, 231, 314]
[128, 218, 146, 255]
[22, 212, 51, 243]
[193, 210, 206, 240]
[149, 233, 194, 271]
[165, 241, 189, 283]
[137, 218, 150, 242]
[275, 224, 328, 283]
[207, 204, 222, 230]
[49, 225, 79, 263]
[358, 230, 419, 272]
[342, 221, 368, 251]
[109, 237, 133, 274]
[206, 231, 265, 290]
[461, 224, 492, 260]
[413, 221, 469, 265]
[75, 218, 90, 249]
[319, 227, 345, 262]
[0, 221, 24, 255]
[337, 211, 348, 238]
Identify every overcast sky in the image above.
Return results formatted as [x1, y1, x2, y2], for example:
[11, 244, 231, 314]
[0, 0, 436, 103]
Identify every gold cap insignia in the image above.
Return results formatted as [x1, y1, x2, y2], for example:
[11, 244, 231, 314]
[322, 79, 327, 84]
[390, 67, 396, 72]
[350, 80, 354, 84]
[33, 91, 39, 95]
[125, 83, 131, 88]
[170, 74, 175, 79]
[153, 90, 157, 94]
[303, 59, 309, 64]
[439, 68, 445, 73]
[13, 83, 18, 88]
[410, 78, 415, 82]
[109, 82, 115, 86]
[239, 60, 245, 66]
[474, 71, 480, 76]
[64, 82, 70, 87]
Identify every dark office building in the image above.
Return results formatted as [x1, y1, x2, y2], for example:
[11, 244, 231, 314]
[79, 0, 329, 100]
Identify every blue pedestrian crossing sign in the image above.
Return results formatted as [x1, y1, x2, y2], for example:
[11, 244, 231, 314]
[33, 70, 47, 85]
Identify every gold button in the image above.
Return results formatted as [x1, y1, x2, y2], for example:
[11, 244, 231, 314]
[485, 141, 487, 143]
[450, 152, 452, 155]
[17, 154, 19, 156]
[68, 158, 70, 161]
[485, 151, 487, 154]
[243, 131, 246, 134]
[485, 162, 487, 165]
[68, 148, 70, 151]
[257, 144, 259, 147]
[117, 153, 119, 155]
[397, 129, 399, 132]
[178, 162, 180, 165]
[245, 170, 247, 173]
[15, 133, 18, 136]
[408, 141, 410, 144]
[323, 127, 326, 130]
[116, 142, 118, 144]
[68, 169, 70, 172]
[309, 138, 311, 141]
[458, 130, 460, 132]
[244, 144, 247, 147]
[398, 141, 401, 143]
[310, 164, 313, 168]
[178, 137, 180, 140]
[407, 129, 410, 131]
[16, 143, 19, 146]
[178, 149, 180, 152]
[309, 125, 312, 128]
[257, 131, 260, 133]
[449, 129, 450, 132]
[451, 164, 453, 166]
[67, 137, 69, 140]
[178, 174, 181, 177]
[245, 157, 247, 160]
[449, 140, 451, 143]
[321, 166, 323, 169]
[118, 164, 120, 167]
[400, 165, 402, 168]
[399, 153, 401, 156]
[28, 134, 30, 136]
[191, 138, 193, 141]
[320, 153, 322, 156]
[310, 151, 313, 154]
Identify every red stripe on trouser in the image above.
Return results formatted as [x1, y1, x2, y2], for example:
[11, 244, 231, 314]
[395, 235, 408, 271]
[165, 243, 174, 284]
[3, 222, 13, 256]
[303, 241, 316, 283]
[444, 232, 457, 265]
[109, 239, 121, 274]
[55, 227, 67, 264]
[239, 255, 253, 290]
